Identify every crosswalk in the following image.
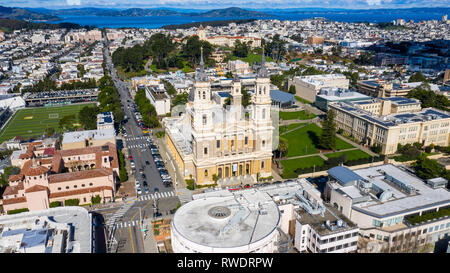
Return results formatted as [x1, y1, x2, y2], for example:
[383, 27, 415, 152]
[115, 220, 142, 229]
[136, 190, 176, 202]
[125, 136, 151, 141]
[127, 143, 150, 149]
[105, 200, 135, 226]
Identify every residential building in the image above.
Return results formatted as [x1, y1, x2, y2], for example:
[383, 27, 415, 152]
[197, 25, 261, 48]
[144, 86, 171, 116]
[306, 36, 324, 45]
[96, 112, 114, 130]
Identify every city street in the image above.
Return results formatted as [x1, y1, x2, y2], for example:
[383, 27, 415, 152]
[96, 39, 181, 253]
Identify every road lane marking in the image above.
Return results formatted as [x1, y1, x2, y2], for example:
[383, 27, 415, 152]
[129, 226, 135, 253]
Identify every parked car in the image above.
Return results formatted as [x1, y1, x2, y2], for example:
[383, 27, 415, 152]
[145, 160, 150, 165]
[144, 186, 150, 194]
[135, 180, 140, 187]
[141, 173, 146, 179]
[136, 187, 142, 195]
[143, 181, 148, 187]
[129, 155, 133, 160]
[154, 187, 159, 193]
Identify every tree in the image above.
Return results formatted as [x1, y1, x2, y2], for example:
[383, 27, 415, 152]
[331, 46, 342, 56]
[225, 72, 233, 79]
[45, 127, 55, 137]
[172, 92, 189, 107]
[212, 174, 219, 184]
[288, 85, 296, 94]
[413, 155, 446, 180]
[91, 195, 102, 204]
[241, 87, 251, 108]
[182, 36, 214, 67]
[407, 83, 449, 111]
[58, 114, 78, 131]
[277, 137, 288, 160]
[270, 74, 285, 90]
[232, 40, 249, 58]
[354, 51, 374, 65]
[162, 80, 177, 96]
[319, 110, 337, 150]
[78, 105, 99, 130]
[408, 72, 428, 83]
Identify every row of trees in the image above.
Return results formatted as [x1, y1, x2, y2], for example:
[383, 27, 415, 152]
[134, 88, 160, 128]
[97, 75, 124, 125]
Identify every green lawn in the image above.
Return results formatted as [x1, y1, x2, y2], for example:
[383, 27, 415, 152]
[281, 156, 325, 179]
[0, 104, 95, 143]
[279, 123, 305, 135]
[283, 123, 354, 157]
[294, 96, 312, 104]
[325, 150, 371, 161]
[279, 110, 316, 120]
[229, 53, 273, 65]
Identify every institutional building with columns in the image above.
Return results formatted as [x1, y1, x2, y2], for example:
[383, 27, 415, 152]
[163, 49, 274, 186]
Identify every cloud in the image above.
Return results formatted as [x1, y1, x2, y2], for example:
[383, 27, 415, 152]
[66, 0, 82, 5]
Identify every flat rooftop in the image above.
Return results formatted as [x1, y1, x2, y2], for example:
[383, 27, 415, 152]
[350, 164, 450, 218]
[62, 128, 115, 144]
[0, 207, 91, 253]
[316, 88, 370, 101]
[330, 101, 450, 128]
[173, 189, 280, 249]
[295, 204, 357, 236]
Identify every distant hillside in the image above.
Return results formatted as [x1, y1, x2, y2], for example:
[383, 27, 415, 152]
[163, 19, 257, 30]
[0, 6, 59, 21]
[188, 7, 270, 17]
[32, 6, 271, 18]
[0, 18, 80, 33]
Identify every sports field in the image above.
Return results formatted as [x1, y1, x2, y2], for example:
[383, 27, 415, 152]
[0, 104, 95, 143]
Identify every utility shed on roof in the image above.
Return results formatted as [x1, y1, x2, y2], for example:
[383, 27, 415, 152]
[327, 166, 364, 186]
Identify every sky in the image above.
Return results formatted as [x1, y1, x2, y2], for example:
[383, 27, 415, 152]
[0, 0, 448, 9]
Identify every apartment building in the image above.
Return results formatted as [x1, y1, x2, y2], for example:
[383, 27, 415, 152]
[325, 164, 450, 253]
[1, 142, 119, 214]
[61, 128, 116, 150]
[288, 74, 349, 102]
[96, 112, 114, 130]
[306, 36, 324, 45]
[329, 100, 450, 154]
[144, 85, 171, 116]
[162, 49, 273, 185]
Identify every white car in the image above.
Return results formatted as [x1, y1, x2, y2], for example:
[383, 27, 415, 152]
[135, 180, 140, 187]
[136, 187, 142, 195]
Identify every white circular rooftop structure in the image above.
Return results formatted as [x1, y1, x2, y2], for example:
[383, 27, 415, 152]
[171, 190, 281, 253]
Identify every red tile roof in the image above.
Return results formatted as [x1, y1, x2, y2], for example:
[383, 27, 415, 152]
[48, 168, 113, 184]
[25, 185, 49, 193]
[21, 160, 48, 176]
[3, 182, 24, 196]
[8, 174, 24, 182]
[2, 196, 27, 205]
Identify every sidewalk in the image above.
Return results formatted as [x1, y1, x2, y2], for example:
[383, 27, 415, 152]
[141, 219, 158, 253]
[154, 134, 186, 191]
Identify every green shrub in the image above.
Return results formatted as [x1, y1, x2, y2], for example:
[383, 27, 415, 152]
[91, 195, 101, 204]
[7, 208, 29, 215]
[49, 201, 62, 208]
[185, 179, 195, 190]
[156, 131, 165, 138]
[406, 207, 450, 225]
[64, 199, 80, 206]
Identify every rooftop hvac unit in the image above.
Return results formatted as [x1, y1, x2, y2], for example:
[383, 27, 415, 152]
[337, 219, 343, 227]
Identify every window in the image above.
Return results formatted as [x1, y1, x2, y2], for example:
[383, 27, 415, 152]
[336, 245, 342, 250]
[204, 170, 208, 177]
[245, 137, 248, 145]
[204, 147, 208, 155]
[57, 187, 61, 191]
[328, 247, 335, 252]
[428, 227, 433, 233]
[423, 228, 427, 234]
[440, 224, 445, 230]
[216, 140, 220, 148]
[351, 241, 357, 246]
[446, 223, 450, 228]
[337, 235, 343, 241]
[262, 108, 266, 119]
[74, 185, 77, 188]
[329, 237, 336, 242]
[202, 91, 206, 99]
[89, 183, 93, 186]
[66, 186, 69, 189]
[261, 161, 265, 169]
[202, 115, 207, 125]
[82, 184, 85, 187]
[262, 140, 266, 147]
[343, 243, 349, 248]
[352, 232, 359, 237]
[434, 225, 439, 231]
[83, 197, 86, 202]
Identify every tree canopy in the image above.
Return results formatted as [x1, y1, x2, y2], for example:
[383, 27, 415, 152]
[319, 110, 337, 150]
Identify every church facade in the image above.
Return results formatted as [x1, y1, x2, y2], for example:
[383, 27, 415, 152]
[163, 48, 273, 186]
